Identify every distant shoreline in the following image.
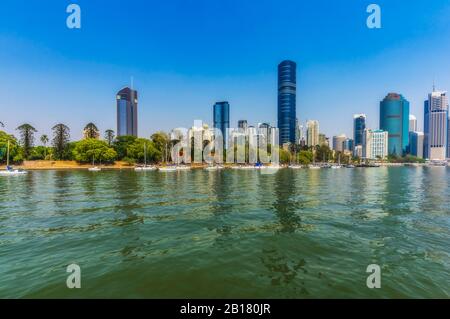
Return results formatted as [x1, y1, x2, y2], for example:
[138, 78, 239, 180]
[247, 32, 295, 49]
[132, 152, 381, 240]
[1, 160, 446, 171]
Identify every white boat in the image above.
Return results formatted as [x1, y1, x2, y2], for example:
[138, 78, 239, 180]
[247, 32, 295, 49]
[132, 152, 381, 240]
[0, 169, 27, 176]
[135, 143, 157, 171]
[0, 141, 27, 176]
[88, 167, 101, 172]
[288, 165, 303, 169]
[159, 166, 177, 172]
[176, 165, 191, 170]
[260, 165, 282, 170]
[135, 166, 157, 171]
[308, 165, 321, 170]
[204, 165, 224, 171]
[330, 165, 342, 169]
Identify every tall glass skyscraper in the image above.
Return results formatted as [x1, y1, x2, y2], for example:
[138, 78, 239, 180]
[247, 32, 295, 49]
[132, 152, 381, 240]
[277, 60, 296, 145]
[380, 93, 410, 156]
[213, 101, 230, 148]
[116, 87, 138, 137]
[353, 114, 366, 147]
[424, 90, 448, 160]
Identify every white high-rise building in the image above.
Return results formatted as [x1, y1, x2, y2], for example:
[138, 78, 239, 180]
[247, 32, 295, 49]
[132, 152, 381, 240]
[362, 129, 388, 160]
[424, 90, 448, 160]
[409, 114, 417, 132]
[306, 120, 320, 147]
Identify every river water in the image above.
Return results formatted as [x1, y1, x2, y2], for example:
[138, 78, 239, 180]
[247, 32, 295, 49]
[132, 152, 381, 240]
[0, 167, 449, 298]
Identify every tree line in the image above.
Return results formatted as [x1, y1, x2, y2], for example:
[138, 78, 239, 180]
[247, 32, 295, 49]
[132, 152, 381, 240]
[0, 122, 170, 165]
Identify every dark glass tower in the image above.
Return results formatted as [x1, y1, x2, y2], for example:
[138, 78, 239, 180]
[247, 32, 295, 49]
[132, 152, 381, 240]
[213, 101, 230, 148]
[380, 93, 410, 156]
[353, 114, 366, 147]
[116, 87, 138, 137]
[277, 60, 297, 145]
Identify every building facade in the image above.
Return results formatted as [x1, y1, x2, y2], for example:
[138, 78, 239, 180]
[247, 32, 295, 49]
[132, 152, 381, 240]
[380, 93, 410, 156]
[409, 114, 418, 132]
[424, 90, 448, 160]
[116, 87, 138, 137]
[353, 114, 366, 147]
[409, 131, 424, 158]
[306, 120, 320, 147]
[332, 134, 347, 152]
[213, 101, 230, 148]
[362, 129, 388, 160]
[277, 60, 297, 145]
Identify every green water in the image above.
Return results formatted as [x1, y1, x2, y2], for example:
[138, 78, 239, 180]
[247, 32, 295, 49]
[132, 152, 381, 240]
[0, 167, 449, 298]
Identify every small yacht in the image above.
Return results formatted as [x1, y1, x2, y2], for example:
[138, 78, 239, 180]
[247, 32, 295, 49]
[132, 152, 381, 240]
[176, 165, 191, 170]
[158, 166, 177, 172]
[135, 143, 157, 171]
[204, 165, 224, 171]
[0, 141, 27, 176]
[308, 164, 321, 170]
[288, 165, 303, 169]
[88, 156, 101, 172]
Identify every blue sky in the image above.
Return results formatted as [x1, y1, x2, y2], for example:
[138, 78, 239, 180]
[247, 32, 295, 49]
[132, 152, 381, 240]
[1, 0, 450, 141]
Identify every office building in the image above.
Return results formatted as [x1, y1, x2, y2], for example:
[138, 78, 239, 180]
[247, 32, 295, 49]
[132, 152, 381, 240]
[409, 131, 424, 158]
[306, 120, 320, 147]
[362, 129, 388, 160]
[116, 87, 138, 137]
[380, 93, 410, 156]
[424, 90, 448, 160]
[409, 114, 418, 132]
[332, 134, 347, 152]
[353, 114, 366, 147]
[277, 60, 297, 145]
[213, 101, 230, 148]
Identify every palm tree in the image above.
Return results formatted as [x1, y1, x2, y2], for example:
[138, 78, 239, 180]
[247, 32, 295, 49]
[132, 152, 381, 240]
[40, 134, 49, 159]
[16, 124, 37, 159]
[104, 129, 115, 146]
[0, 121, 4, 128]
[83, 123, 100, 139]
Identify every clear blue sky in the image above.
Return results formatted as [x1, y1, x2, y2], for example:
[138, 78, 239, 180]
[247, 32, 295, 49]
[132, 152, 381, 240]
[1, 0, 450, 141]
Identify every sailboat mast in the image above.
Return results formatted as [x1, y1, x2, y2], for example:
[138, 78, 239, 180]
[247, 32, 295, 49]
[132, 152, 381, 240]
[6, 140, 10, 167]
[144, 143, 147, 166]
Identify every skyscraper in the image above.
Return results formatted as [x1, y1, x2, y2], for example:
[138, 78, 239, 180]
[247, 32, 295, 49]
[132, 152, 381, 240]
[380, 93, 410, 156]
[409, 131, 424, 158]
[362, 129, 388, 160]
[238, 120, 248, 131]
[213, 101, 230, 148]
[277, 60, 297, 145]
[409, 114, 418, 132]
[353, 114, 366, 147]
[332, 134, 347, 152]
[116, 87, 138, 137]
[424, 90, 448, 160]
[306, 120, 319, 147]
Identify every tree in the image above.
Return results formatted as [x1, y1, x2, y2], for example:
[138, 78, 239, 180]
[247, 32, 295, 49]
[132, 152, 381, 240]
[0, 122, 4, 128]
[0, 131, 22, 163]
[297, 150, 313, 165]
[104, 129, 115, 146]
[151, 132, 170, 162]
[72, 139, 117, 163]
[16, 123, 37, 159]
[40, 134, 49, 159]
[52, 124, 71, 160]
[126, 138, 159, 164]
[113, 135, 137, 160]
[83, 122, 100, 139]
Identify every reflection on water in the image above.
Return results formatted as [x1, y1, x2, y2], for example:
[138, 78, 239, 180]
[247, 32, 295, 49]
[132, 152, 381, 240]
[0, 167, 449, 298]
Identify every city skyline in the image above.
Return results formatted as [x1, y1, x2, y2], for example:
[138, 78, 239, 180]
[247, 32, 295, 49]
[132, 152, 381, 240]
[1, 1, 450, 141]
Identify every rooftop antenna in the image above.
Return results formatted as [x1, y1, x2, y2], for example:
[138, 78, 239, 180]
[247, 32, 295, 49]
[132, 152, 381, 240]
[432, 78, 436, 92]
[130, 76, 135, 90]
